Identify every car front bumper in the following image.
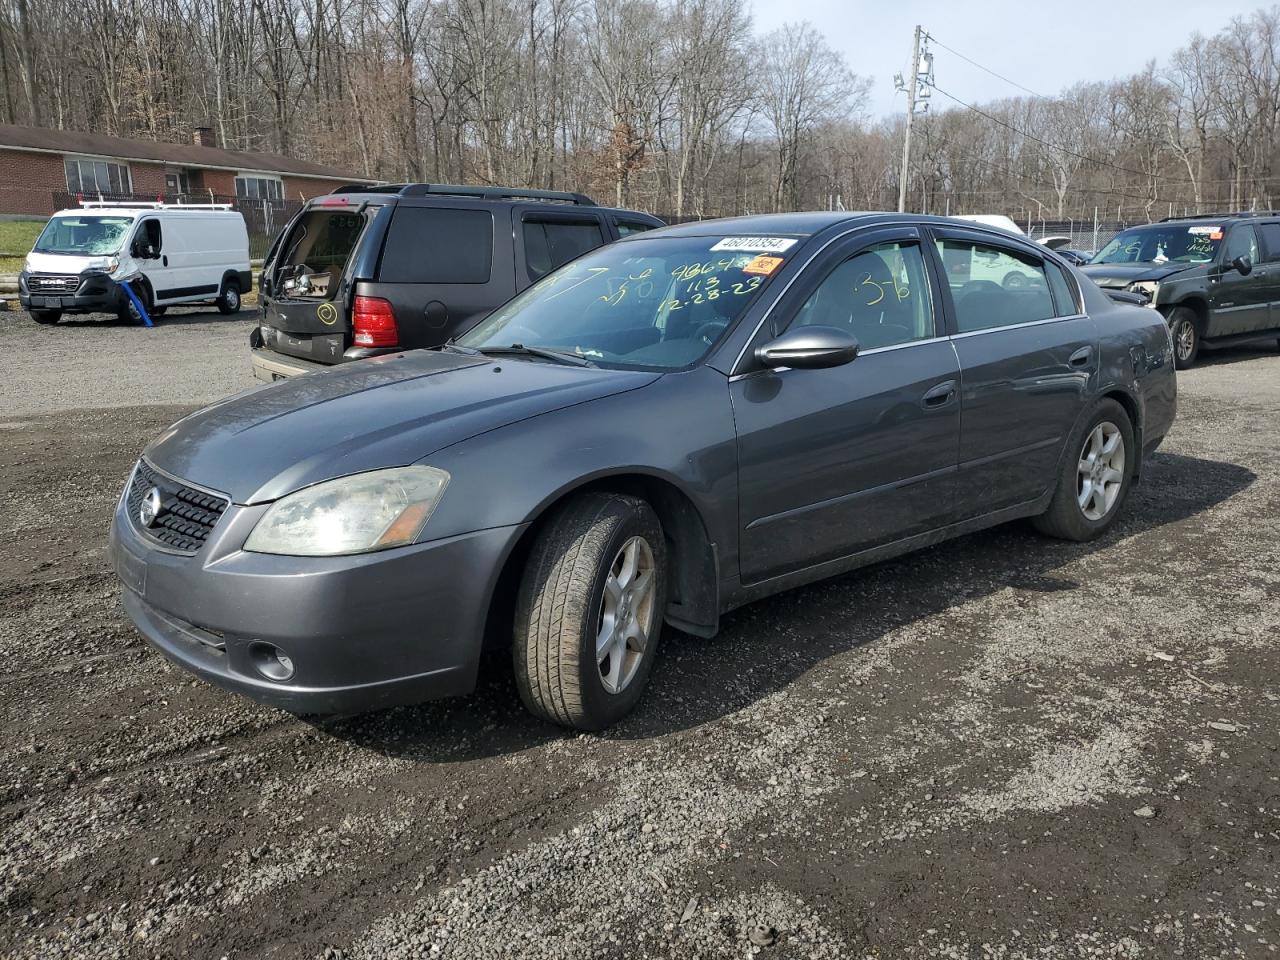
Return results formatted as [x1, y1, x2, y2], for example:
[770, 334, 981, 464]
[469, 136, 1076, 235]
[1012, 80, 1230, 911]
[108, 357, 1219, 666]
[109, 485, 527, 714]
[19, 272, 124, 313]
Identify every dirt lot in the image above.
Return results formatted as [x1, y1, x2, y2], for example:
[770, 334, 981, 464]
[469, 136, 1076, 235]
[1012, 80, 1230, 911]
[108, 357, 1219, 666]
[1, 308, 1278, 959]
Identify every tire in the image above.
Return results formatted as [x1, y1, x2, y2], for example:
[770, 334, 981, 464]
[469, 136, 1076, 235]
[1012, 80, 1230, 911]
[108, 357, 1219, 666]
[216, 278, 241, 314]
[117, 280, 153, 324]
[1033, 398, 1136, 542]
[30, 309, 61, 325]
[1002, 270, 1029, 290]
[513, 492, 666, 731]
[1169, 307, 1200, 369]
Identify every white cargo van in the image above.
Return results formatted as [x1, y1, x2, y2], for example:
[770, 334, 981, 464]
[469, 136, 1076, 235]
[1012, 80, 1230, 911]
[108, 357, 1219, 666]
[19, 202, 251, 324]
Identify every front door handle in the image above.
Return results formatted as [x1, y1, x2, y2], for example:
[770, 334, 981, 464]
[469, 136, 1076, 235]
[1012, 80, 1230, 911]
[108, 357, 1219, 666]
[921, 379, 957, 408]
[1069, 346, 1093, 367]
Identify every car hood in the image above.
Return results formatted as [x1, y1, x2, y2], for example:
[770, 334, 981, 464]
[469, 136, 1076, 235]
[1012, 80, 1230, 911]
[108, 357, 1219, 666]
[24, 250, 120, 274]
[144, 350, 660, 504]
[1079, 262, 1197, 288]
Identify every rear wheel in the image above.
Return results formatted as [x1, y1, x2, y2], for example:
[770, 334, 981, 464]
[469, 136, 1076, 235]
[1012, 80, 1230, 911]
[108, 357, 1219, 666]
[1033, 398, 1135, 542]
[216, 278, 241, 314]
[513, 493, 666, 731]
[30, 309, 61, 325]
[1169, 307, 1200, 369]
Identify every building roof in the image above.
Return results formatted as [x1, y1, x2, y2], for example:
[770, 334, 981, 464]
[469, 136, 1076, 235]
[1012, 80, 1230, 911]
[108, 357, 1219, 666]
[0, 124, 372, 182]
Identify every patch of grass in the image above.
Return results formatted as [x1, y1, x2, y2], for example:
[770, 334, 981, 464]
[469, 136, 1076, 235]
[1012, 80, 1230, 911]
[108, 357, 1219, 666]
[0, 220, 45, 259]
[0, 256, 26, 274]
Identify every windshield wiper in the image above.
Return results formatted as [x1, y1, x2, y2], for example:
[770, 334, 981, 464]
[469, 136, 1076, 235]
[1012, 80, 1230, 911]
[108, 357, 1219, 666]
[466, 343, 595, 367]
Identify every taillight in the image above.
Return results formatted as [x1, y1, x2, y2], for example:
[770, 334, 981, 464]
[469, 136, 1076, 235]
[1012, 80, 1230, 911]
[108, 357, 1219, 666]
[352, 296, 398, 347]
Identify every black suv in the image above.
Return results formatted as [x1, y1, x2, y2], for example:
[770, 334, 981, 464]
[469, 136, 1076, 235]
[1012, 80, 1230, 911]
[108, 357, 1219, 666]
[1081, 213, 1280, 368]
[250, 184, 664, 381]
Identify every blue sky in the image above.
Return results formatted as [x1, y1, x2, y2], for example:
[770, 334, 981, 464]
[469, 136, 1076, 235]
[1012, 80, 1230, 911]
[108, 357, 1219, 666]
[751, 0, 1268, 119]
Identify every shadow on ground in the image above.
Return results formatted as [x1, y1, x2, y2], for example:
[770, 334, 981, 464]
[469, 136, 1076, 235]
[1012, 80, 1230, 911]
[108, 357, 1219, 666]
[322, 449, 1254, 763]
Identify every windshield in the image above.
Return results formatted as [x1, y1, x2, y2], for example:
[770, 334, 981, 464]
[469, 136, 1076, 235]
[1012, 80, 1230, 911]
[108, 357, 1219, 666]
[1091, 224, 1222, 265]
[33, 215, 133, 256]
[458, 235, 795, 369]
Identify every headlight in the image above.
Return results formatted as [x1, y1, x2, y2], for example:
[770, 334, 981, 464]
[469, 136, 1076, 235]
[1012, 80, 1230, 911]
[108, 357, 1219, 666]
[84, 257, 121, 276]
[22, 256, 33, 274]
[244, 466, 450, 556]
[1127, 280, 1159, 304]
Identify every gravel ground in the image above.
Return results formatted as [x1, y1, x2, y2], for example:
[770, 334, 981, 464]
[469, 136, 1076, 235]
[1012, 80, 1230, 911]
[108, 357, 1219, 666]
[1, 314, 1278, 960]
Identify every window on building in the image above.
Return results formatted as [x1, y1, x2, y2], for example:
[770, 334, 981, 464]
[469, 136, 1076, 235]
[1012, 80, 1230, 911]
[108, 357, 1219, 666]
[65, 157, 132, 195]
[235, 175, 284, 201]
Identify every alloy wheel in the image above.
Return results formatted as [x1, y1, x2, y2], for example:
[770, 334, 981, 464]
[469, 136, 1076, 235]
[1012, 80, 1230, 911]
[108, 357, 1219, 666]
[1077, 420, 1125, 521]
[596, 536, 656, 694]
[1175, 319, 1195, 361]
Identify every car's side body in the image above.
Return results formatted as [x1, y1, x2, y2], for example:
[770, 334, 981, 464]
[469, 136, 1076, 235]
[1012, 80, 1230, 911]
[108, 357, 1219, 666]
[110, 212, 1176, 716]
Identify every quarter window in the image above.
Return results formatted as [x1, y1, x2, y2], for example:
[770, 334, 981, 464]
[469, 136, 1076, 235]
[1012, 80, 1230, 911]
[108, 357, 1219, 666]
[378, 208, 493, 284]
[791, 241, 934, 349]
[523, 218, 606, 280]
[1225, 224, 1260, 264]
[235, 175, 284, 201]
[65, 157, 131, 195]
[1046, 262, 1079, 317]
[936, 239, 1056, 333]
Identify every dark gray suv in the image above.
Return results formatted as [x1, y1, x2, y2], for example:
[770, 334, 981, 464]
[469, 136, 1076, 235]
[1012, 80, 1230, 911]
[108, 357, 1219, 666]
[1082, 213, 1280, 367]
[111, 212, 1176, 730]
[250, 183, 663, 382]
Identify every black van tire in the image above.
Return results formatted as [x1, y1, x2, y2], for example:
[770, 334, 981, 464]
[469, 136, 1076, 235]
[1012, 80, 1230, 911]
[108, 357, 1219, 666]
[217, 277, 241, 314]
[1169, 307, 1200, 369]
[1033, 398, 1136, 542]
[30, 309, 61, 325]
[514, 493, 666, 731]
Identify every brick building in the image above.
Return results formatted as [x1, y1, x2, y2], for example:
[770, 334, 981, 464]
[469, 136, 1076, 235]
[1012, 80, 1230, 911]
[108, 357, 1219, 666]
[0, 124, 374, 217]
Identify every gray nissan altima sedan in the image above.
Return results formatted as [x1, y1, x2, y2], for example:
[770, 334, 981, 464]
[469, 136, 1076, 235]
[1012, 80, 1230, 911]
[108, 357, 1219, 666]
[109, 212, 1177, 730]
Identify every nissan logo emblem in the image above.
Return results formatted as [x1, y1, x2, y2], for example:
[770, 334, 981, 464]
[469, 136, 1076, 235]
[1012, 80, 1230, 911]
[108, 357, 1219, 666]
[139, 487, 163, 528]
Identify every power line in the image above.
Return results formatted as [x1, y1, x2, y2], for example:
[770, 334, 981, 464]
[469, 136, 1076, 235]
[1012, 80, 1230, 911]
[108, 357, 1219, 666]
[927, 82, 1202, 187]
[925, 33, 1049, 100]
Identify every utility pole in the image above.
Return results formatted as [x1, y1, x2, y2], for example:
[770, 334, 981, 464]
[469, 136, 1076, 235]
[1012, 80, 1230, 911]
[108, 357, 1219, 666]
[895, 26, 932, 213]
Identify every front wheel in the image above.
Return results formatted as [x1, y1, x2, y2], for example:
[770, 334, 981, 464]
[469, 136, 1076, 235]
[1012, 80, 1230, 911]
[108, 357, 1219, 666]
[30, 309, 61, 325]
[1033, 399, 1135, 542]
[1169, 307, 1200, 369]
[514, 493, 666, 731]
[216, 278, 241, 314]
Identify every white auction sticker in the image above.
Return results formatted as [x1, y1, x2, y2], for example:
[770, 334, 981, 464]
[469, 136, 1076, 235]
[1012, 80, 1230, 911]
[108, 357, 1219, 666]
[1187, 226, 1221, 235]
[709, 236, 798, 253]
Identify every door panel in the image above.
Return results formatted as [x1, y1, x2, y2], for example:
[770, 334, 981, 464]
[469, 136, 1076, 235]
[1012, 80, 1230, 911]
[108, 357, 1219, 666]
[951, 318, 1096, 516]
[1210, 225, 1267, 336]
[733, 342, 961, 583]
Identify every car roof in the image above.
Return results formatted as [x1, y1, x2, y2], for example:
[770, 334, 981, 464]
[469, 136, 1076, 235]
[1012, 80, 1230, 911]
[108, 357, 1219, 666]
[627, 211, 1048, 242]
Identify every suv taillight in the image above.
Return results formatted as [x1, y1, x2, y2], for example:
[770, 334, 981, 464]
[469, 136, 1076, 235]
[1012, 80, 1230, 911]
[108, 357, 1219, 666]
[352, 296, 398, 347]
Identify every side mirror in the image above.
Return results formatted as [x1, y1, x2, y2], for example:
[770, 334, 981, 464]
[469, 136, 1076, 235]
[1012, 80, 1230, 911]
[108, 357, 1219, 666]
[755, 325, 859, 370]
[1232, 255, 1253, 276]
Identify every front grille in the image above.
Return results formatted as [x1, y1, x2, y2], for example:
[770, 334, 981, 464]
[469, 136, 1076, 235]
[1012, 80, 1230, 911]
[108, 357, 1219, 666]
[126, 460, 229, 553]
[27, 274, 82, 293]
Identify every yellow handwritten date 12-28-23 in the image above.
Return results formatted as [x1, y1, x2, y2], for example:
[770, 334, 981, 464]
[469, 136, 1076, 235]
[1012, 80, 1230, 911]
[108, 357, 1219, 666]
[658, 275, 761, 312]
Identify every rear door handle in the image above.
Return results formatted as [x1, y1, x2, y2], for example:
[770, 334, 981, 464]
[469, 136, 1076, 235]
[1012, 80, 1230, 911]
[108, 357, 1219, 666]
[162, 255, 169, 267]
[922, 379, 957, 408]
[1069, 346, 1093, 367]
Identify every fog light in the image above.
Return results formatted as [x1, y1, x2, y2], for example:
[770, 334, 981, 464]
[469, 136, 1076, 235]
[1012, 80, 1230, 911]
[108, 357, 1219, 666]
[248, 641, 295, 681]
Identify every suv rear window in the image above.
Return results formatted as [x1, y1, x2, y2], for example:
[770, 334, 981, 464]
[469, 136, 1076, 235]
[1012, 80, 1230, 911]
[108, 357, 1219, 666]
[379, 207, 493, 284]
[523, 218, 606, 280]
[277, 210, 367, 299]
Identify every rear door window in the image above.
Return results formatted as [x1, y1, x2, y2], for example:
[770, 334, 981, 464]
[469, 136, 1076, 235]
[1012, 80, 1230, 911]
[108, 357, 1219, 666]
[936, 238, 1056, 333]
[614, 218, 655, 238]
[378, 207, 493, 284]
[523, 218, 606, 280]
[1258, 223, 1280, 262]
